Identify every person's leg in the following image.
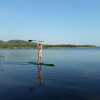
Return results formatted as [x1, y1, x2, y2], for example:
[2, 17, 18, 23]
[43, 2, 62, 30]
[40, 56, 43, 64]
[37, 54, 40, 64]
[37, 53, 43, 64]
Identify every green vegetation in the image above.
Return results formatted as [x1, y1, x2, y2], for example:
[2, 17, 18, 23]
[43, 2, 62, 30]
[0, 40, 96, 49]
[44, 44, 96, 48]
[0, 40, 35, 49]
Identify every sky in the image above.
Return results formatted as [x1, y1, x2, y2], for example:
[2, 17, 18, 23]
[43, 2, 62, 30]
[0, 0, 100, 45]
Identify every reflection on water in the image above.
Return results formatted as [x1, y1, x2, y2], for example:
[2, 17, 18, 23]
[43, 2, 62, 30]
[36, 65, 44, 86]
[30, 64, 45, 97]
[0, 49, 99, 100]
[31, 50, 45, 97]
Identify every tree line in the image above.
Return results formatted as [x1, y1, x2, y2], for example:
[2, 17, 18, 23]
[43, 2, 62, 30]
[0, 40, 96, 49]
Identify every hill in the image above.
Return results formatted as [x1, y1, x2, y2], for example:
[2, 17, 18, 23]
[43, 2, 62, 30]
[0, 40, 97, 49]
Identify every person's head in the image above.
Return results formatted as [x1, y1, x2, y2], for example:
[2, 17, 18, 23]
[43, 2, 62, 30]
[38, 43, 42, 49]
[38, 43, 41, 46]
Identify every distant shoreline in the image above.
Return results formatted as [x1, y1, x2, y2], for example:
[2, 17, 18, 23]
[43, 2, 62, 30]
[0, 45, 97, 49]
[0, 40, 97, 49]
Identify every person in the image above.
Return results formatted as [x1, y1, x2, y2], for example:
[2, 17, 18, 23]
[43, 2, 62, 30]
[37, 43, 43, 64]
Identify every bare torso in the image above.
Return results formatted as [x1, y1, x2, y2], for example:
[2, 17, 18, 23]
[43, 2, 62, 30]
[37, 43, 43, 64]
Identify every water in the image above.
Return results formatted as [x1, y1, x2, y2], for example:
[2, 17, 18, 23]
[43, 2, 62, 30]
[0, 48, 99, 100]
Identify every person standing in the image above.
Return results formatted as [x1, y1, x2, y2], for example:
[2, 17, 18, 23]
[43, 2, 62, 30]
[37, 43, 43, 64]
[28, 40, 43, 64]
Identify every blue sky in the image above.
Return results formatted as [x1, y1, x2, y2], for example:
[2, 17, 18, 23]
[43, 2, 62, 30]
[0, 0, 100, 45]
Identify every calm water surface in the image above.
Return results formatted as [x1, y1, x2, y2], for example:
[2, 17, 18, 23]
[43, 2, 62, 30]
[0, 48, 99, 100]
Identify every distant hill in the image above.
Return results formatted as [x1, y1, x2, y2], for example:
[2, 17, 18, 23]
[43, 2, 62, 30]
[0, 40, 36, 48]
[7, 40, 28, 44]
[0, 40, 5, 43]
[0, 40, 97, 49]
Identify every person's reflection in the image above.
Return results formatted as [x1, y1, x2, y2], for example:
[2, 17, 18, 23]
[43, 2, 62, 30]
[37, 64, 44, 86]
[30, 64, 45, 97]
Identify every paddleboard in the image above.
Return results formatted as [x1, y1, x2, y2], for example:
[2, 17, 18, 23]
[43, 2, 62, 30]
[28, 62, 55, 66]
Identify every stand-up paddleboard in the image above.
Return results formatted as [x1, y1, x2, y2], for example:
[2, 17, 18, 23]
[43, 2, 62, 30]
[28, 40, 55, 67]
[28, 62, 55, 66]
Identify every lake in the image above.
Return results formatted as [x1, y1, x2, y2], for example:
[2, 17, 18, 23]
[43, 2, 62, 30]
[0, 48, 99, 100]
